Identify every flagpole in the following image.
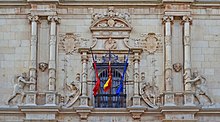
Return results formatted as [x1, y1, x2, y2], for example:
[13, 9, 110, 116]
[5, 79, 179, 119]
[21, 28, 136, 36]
[90, 47, 101, 96]
[104, 49, 112, 92]
[116, 49, 130, 96]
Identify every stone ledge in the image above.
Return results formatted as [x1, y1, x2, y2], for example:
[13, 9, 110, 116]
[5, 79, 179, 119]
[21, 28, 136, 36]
[27, 0, 59, 2]
[163, 0, 194, 2]
[163, 120, 197, 122]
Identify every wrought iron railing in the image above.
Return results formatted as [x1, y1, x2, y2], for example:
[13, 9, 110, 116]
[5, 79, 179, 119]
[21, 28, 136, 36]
[94, 94, 126, 108]
[94, 62, 127, 108]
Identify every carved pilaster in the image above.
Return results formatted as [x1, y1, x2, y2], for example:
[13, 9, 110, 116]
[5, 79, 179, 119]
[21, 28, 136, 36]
[182, 16, 194, 106]
[80, 50, 89, 107]
[25, 15, 39, 105]
[131, 49, 142, 107]
[163, 16, 175, 106]
[46, 16, 60, 106]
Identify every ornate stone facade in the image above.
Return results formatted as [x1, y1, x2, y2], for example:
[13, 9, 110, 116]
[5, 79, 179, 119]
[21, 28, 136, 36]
[0, 0, 220, 122]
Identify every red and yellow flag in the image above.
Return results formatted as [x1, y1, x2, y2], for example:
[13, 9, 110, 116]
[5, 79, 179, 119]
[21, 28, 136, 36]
[104, 61, 112, 92]
[93, 62, 101, 96]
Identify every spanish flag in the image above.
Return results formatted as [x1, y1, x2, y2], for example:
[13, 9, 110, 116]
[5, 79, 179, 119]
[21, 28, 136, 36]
[104, 50, 112, 92]
[104, 61, 112, 92]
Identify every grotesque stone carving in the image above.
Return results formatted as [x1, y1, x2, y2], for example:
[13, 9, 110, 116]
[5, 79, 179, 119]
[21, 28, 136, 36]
[63, 73, 81, 108]
[185, 70, 214, 106]
[39, 62, 48, 72]
[60, 33, 80, 54]
[7, 72, 35, 105]
[173, 63, 182, 72]
[140, 33, 162, 54]
[104, 38, 117, 50]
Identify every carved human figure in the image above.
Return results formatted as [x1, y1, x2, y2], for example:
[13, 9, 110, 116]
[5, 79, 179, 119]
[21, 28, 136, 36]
[64, 82, 79, 105]
[64, 74, 81, 107]
[7, 73, 35, 104]
[185, 70, 213, 105]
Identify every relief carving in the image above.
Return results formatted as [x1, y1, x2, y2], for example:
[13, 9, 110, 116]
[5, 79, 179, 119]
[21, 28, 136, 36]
[104, 38, 117, 50]
[139, 33, 162, 54]
[140, 69, 160, 108]
[140, 82, 159, 108]
[39, 62, 48, 72]
[59, 33, 81, 54]
[173, 63, 182, 72]
[7, 72, 35, 105]
[63, 73, 81, 108]
[92, 6, 131, 24]
[185, 70, 214, 106]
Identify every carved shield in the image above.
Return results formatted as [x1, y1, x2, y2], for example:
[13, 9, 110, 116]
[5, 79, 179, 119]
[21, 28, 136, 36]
[144, 35, 158, 54]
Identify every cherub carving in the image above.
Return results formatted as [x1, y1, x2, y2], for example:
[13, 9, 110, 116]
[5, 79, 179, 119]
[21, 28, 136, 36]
[185, 70, 214, 106]
[7, 72, 35, 105]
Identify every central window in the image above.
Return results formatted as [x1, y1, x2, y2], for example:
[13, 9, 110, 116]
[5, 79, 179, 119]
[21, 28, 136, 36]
[94, 63, 127, 108]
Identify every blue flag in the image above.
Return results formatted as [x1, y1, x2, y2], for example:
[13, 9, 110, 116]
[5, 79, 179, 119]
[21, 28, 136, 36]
[116, 55, 128, 96]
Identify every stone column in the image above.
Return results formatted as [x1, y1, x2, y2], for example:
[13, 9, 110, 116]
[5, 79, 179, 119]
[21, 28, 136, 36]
[80, 50, 89, 107]
[26, 15, 39, 105]
[129, 49, 145, 120]
[46, 16, 60, 105]
[182, 16, 194, 106]
[162, 16, 175, 106]
[76, 48, 91, 121]
[132, 51, 141, 106]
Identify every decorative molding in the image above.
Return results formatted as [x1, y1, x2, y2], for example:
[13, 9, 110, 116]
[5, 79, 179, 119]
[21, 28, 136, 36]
[182, 16, 192, 25]
[48, 16, 60, 24]
[162, 16, 173, 24]
[28, 15, 40, 23]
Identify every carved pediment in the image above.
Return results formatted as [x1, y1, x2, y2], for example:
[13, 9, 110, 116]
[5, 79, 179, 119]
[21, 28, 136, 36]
[91, 18, 131, 30]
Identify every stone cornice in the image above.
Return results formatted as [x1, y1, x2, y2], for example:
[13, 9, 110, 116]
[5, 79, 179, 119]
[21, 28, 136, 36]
[0, 0, 220, 7]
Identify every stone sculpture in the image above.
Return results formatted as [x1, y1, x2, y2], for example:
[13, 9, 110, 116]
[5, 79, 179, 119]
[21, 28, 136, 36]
[63, 73, 81, 108]
[185, 70, 213, 106]
[7, 72, 35, 105]
[140, 82, 159, 108]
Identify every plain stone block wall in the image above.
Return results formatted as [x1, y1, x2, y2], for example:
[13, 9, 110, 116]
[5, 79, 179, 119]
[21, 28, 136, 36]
[0, 16, 30, 105]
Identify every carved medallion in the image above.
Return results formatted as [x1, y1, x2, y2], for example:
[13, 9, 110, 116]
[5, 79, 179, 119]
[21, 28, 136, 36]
[107, 19, 115, 27]
[60, 33, 80, 54]
[140, 33, 161, 54]
[104, 38, 117, 50]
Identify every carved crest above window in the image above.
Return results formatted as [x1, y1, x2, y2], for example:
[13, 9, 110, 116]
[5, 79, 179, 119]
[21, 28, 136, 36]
[90, 7, 132, 39]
